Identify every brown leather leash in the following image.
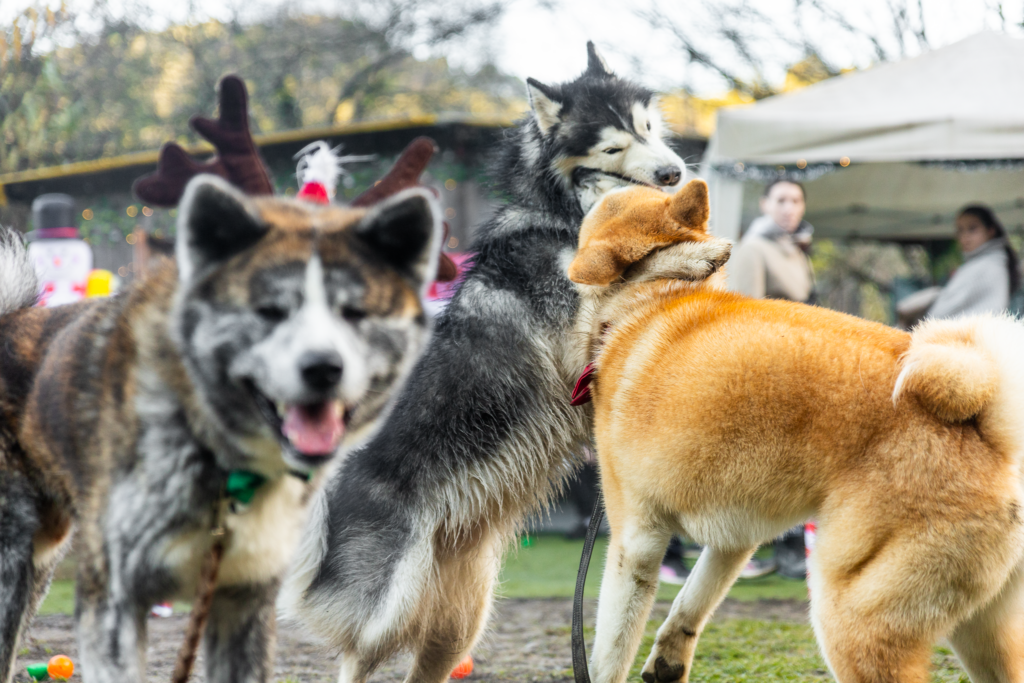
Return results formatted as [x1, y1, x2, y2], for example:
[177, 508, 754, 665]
[572, 494, 604, 683]
[171, 500, 229, 683]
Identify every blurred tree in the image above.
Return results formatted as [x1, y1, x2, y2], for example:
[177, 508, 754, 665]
[637, 0, 945, 99]
[0, 5, 77, 173]
[0, 0, 519, 174]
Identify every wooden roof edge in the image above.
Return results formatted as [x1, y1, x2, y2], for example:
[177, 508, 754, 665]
[0, 114, 518, 202]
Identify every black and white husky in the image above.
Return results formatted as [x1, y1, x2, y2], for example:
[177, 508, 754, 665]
[280, 43, 687, 683]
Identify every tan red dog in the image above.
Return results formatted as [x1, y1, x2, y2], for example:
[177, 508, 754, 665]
[568, 180, 1024, 683]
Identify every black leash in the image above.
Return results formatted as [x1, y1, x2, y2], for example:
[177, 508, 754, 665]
[572, 494, 605, 683]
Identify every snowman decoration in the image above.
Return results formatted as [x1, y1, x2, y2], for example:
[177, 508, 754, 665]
[27, 194, 93, 308]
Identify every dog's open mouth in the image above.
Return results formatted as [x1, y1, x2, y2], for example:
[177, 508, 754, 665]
[573, 167, 661, 191]
[246, 382, 349, 458]
[599, 170, 660, 190]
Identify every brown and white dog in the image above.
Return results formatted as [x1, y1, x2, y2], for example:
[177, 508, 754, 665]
[569, 180, 1024, 683]
[0, 177, 441, 683]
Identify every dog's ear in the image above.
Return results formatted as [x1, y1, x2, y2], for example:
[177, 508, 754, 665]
[568, 244, 626, 286]
[526, 78, 563, 135]
[669, 180, 710, 229]
[354, 188, 442, 289]
[585, 41, 614, 78]
[176, 174, 268, 282]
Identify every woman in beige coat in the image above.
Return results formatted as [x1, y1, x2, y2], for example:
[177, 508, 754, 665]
[729, 179, 814, 302]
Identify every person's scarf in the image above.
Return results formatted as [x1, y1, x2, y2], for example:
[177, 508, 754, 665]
[746, 215, 814, 254]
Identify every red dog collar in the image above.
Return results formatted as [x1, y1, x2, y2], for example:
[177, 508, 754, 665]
[570, 363, 596, 406]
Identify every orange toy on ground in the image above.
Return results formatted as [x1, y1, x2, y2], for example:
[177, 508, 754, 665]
[450, 655, 473, 679]
[47, 655, 74, 680]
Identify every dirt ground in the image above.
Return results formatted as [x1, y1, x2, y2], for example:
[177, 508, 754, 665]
[15, 598, 806, 682]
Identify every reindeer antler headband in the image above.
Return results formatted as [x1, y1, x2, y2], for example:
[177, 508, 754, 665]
[133, 74, 457, 280]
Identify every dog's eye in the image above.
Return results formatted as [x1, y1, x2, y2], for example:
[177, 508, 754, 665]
[646, 121, 651, 131]
[341, 306, 367, 324]
[256, 305, 288, 323]
[603, 147, 623, 155]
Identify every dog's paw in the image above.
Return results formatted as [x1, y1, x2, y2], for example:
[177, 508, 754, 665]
[640, 656, 686, 683]
[691, 259, 718, 280]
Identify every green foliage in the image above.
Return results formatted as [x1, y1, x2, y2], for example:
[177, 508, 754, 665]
[0, 1, 523, 175]
[2, 7, 164, 173]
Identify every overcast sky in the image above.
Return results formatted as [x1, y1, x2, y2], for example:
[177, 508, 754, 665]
[496, 0, 1023, 91]
[3, 0, 1021, 94]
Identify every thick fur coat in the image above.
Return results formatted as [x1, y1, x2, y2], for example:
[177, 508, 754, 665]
[570, 181, 1024, 683]
[0, 178, 441, 683]
[279, 44, 688, 683]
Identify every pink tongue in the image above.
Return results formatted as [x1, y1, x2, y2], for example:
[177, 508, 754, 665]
[282, 401, 344, 456]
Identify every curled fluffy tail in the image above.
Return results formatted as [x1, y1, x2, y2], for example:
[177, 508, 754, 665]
[0, 225, 37, 315]
[893, 315, 1024, 452]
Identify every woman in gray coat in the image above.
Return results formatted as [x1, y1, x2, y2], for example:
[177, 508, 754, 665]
[928, 205, 1020, 319]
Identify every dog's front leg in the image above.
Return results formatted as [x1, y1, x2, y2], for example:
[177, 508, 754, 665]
[0, 523, 33, 683]
[75, 589, 147, 683]
[0, 471, 57, 683]
[203, 582, 277, 683]
[640, 545, 754, 683]
[590, 520, 670, 683]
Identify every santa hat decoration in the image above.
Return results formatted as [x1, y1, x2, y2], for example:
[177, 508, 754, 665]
[295, 141, 374, 205]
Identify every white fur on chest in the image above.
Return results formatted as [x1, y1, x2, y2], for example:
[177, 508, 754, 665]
[159, 475, 313, 592]
[218, 475, 312, 585]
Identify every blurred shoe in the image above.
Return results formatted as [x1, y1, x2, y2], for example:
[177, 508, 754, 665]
[777, 552, 807, 580]
[659, 558, 690, 585]
[150, 602, 173, 618]
[776, 528, 807, 580]
[739, 557, 777, 579]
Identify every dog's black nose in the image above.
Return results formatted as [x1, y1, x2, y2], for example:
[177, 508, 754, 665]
[300, 352, 344, 391]
[654, 165, 682, 186]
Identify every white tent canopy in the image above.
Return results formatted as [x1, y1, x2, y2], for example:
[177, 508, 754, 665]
[702, 31, 1024, 241]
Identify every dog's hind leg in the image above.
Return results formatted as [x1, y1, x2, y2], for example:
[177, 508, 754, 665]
[947, 561, 1024, 683]
[639, 545, 754, 683]
[809, 554, 935, 683]
[590, 519, 671, 683]
[813, 607, 933, 683]
[336, 651, 374, 683]
[402, 533, 500, 683]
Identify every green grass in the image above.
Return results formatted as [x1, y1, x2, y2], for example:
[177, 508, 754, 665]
[40, 535, 804, 614]
[39, 535, 971, 681]
[629, 621, 969, 682]
[503, 536, 969, 681]
[37, 580, 76, 616]
[38, 580, 190, 616]
[551, 621, 968, 682]
[499, 534, 808, 602]
[631, 620, 829, 682]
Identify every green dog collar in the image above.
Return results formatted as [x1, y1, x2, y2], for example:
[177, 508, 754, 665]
[225, 470, 267, 505]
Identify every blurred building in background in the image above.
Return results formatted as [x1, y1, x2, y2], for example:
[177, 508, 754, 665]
[0, 115, 706, 285]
